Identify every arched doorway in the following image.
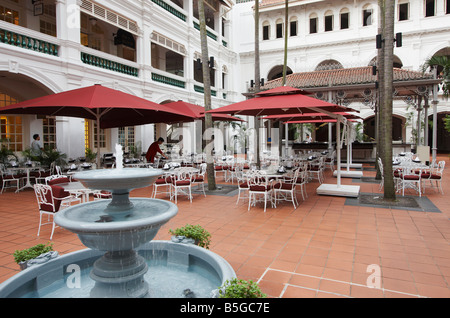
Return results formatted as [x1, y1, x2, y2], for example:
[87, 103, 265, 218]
[363, 115, 404, 142]
[267, 65, 293, 81]
[428, 112, 450, 153]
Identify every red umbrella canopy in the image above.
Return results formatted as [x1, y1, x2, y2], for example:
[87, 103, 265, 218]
[207, 86, 357, 117]
[163, 101, 245, 123]
[0, 84, 193, 129]
[255, 86, 311, 96]
[262, 112, 361, 122]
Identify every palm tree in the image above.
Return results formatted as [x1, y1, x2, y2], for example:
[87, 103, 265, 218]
[422, 55, 450, 99]
[281, 0, 289, 86]
[197, 0, 216, 190]
[380, 0, 396, 200]
[254, 0, 261, 168]
[375, 0, 385, 181]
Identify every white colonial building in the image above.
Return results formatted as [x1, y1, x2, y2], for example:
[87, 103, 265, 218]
[0, 0, 449, 161]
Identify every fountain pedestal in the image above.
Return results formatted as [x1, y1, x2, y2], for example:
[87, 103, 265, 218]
[90, 250, 149, 298]
[54, 168, 178, 298]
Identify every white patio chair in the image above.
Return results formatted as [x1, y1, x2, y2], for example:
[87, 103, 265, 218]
[170, 169, 194, 203]
[399, 165, 422, 197]
[235, 166, 249, 205]
[192, 163, 207, 197]
[0, 163, 21, 193]
[34, 183, 77, 240]
[428, 160, 445, 194]
[273, 168, 300, 209]
[248, 170, 274, 212]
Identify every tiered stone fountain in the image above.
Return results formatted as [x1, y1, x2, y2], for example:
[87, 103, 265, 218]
[0, 145, 235, 298]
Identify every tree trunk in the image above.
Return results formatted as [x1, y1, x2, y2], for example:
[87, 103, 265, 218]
[280, 0, 289, 156]
[382, 0, 396, 200]
[198, 0, 216, 190]
[254, 0, 261, 168]
[375, 0, 385, 181]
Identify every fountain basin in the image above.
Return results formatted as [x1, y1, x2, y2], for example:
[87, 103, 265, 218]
[54, 198, 177, 251]
[73, 168, 162, 192]
[0, 241, 236, 298]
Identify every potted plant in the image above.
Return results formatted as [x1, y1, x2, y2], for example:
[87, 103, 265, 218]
[0, 145, 18, 165]
[169, 224, 211, 249]
[218, 278, 267, 298]
[85, 148, 97, 163]
[13, 243, 54, 270]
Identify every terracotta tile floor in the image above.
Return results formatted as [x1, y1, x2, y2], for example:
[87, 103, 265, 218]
[1, 155, 449, 298]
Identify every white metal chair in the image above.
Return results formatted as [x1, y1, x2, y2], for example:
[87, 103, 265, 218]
[170, 169, 194, 203]
[295, 168, 309, 201]
[192, 163, 207, 197]
[93, 190, 112, 200]
[34, 183, 76, 240]
[151, 174, 172, 198]
[309, 156, 324, 183]
[0, 164, 21, 193]
[235, 166, 249, 205]
[325, 150, 336, 171]
[399, 165, 422, 197]
[428, 160, 445, 194]
[273, 168, 300, 209]
[248, 170, 274, 212]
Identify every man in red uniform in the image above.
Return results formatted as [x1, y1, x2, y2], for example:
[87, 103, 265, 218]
[146, 137, 168, 163]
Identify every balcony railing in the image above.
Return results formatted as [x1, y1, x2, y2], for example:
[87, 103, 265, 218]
[151, 0, 187, 21]
[194, 84, 216, 96]
[152, 72, 186, 88]
[0, 28, 58, 56]
[193, 22, 218, 41]
[81, 52, 139, 77]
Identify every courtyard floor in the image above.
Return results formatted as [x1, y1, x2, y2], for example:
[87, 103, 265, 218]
[0, 156, 449, 298]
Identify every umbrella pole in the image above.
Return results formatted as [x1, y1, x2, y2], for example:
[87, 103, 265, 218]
[96, 114, 101, 168]
[336, 115, 342, 187]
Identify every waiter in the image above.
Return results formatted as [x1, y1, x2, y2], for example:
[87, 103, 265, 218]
[146, 137, 169, 163]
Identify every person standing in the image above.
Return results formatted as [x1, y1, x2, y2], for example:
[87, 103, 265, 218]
[145, 137, 168, 163]
[305, 134, 313, 143]
[31, 134, 43, 156]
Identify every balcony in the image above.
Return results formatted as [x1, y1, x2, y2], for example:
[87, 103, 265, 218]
[0, 25, 59, 57]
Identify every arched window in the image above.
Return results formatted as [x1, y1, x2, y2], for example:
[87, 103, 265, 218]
[309, 13, 318, 34]
[276, 18, 284, 38]
[290, 16, 298, 36]
[340, 8, 350, 29]
[262, 20, 270, 40]
[324, 10, 333, 32]
[315, 60, 344, 71]
[398, 1, 409, 21]
[363, 4, 373, 26]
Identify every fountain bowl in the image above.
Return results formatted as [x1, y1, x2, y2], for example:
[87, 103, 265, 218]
[72, 167, 162, 192]
[0, 241, 236, 298]
[54, 198, 178, 251]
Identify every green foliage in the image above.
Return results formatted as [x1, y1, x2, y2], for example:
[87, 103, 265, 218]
[13, 243, 53, 264]
[40, 146, 67, 167]
[444, 114, 450, 133]
[85, 148, 97, 162]
[219, 278, 267, 298]
[422, 55, 450, 99]
[169, 224, 211, 249]
[0, 145, 17, 165]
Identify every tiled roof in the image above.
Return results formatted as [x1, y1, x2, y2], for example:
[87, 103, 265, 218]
[262, 66, 434, 90]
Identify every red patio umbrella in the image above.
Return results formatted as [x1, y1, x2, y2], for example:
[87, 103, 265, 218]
[207, 86, 360, 197]
[262, 112, 361, 122]
[163, 101, 245, 123]
[207, 86, 357, 117]
[0, 84, 194, 165]
[0, 84, 193, 129]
